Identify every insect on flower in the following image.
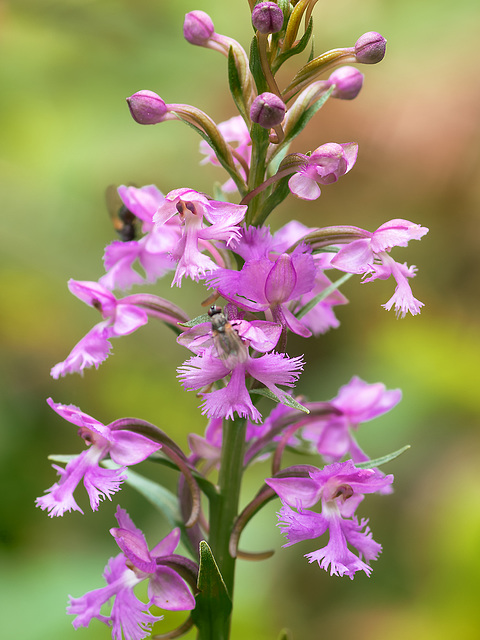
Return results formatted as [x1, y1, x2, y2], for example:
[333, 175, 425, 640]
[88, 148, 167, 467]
[105, 185, 138, 242]
[208, 305, 248, 364]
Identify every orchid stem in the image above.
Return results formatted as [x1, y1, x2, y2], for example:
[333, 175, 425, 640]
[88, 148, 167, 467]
[208, 416, 247, 637]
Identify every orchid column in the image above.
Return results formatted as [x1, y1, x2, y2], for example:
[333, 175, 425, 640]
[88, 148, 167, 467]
[37, 3, 428, 640]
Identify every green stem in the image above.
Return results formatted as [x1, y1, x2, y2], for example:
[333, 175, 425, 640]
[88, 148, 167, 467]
[208, 416, 247, 636]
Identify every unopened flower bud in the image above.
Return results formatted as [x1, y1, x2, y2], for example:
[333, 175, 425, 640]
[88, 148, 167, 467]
[354, 32, 386, 64]
[183, 10, 215, 46]
[126, 90, 168, 124]
[252, 2, 284, 34]
[328, 66, 364, 100]
[250, 92, 286, 129]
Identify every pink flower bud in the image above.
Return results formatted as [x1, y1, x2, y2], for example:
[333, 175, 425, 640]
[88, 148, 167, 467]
[252, 2, 284, 34]
[354, 32, 386, 64]
[328, 66, 364, 100]
[183, 10, 215, 45]
[126, 90, 168, 125]
[250, 92, 286, 129]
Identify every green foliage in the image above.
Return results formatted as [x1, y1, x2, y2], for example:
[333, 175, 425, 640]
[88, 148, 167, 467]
[250, 388, 310, 413]
[272, 19, 314, 74]
[191, 541, 233, 640]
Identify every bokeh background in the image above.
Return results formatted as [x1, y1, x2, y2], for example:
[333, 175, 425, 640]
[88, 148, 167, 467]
[1, 0, 480, 638]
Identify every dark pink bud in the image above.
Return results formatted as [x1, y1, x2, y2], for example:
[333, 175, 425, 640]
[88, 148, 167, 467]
[126, 90, 168, 125]
[183, 10, 215, 45]
[252, 2, 284, 34]
[250, 92, 286, 128]
[354, 32, 386, 64]
[328, 67, 364, 100]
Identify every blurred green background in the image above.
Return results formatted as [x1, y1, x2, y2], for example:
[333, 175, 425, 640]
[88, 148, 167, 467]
[1, 0, 480, 638]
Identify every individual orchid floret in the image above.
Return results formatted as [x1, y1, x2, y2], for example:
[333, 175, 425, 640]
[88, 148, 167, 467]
[288, 142, 358, 200]
[178, 318, 303, 422]
[68, 506, 196, 639]
[100, 184, 181, 291]
[330, 219, 429, 317]
[250, 92, 286, 129]
[153, 188, 247, 286]
[51, 280, 149, 377]
[178, 311, 282, 360]
[354, 31, 387, 64]
[252, 2, 285, 34]
[183, 10, 215, 45]
[282, 31, 386, 101]
[266, 460, 393, 578]
[199, 116, 251, 193]
[36, 400, 161, 517]
[206, 241, 317, 337]
[183, 10, 248, 62]
[301, 377, 402, 462]
[126, 90, 169, 125]
[327, 66, 364, 100]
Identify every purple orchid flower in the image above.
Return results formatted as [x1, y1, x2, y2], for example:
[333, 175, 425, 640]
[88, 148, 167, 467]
[301, 376, 401, 463]
[68, 506, 195, 640]
[266, 460, 393, 578]
[51, 280, 149, 378]
[331, 218, 429, 317]
[153, 188, 247, 286]
[288, 142, 358, 201]
[177, 318, 303, 422]
[206, 243, 317, 337]
[36, 400, 161, 517]
[100, 185, 180, 291]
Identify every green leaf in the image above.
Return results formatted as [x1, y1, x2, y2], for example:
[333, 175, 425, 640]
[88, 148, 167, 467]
[48, 454, 77, 464]
[272, 19, 313, 74]
[178, 312, 210, 328]
[295, 272, 353, 319]
[228, 47, 249, 123]
[190, 541, 232, 640]
[277, 629, 294, 640]
[249, 35, 269, 94]
[355, 445, 411, 469]
[250, 388, 310, 413]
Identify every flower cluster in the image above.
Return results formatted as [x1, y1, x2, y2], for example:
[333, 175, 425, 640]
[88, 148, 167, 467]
[39, 4, 427, 639]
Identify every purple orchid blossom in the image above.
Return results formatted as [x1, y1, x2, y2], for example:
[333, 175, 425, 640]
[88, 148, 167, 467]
[100, 184, 180, 291]
[331, 218, 429, 317]
[206, 243, 317, 337]
[301, 376, 402, 462]
[68, 506, 195, 640]
[177, 318, 303, 422]
[288, 143, 358, 201]
[153, 188, 247, 286]
[36, 400, 161, 517]
[51, 280, 149, 378]
[266, 460, 393, 578]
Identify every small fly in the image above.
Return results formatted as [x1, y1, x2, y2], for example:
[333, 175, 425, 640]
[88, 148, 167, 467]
[208, 305, 248, 364]
[105, 185, 138, 242]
